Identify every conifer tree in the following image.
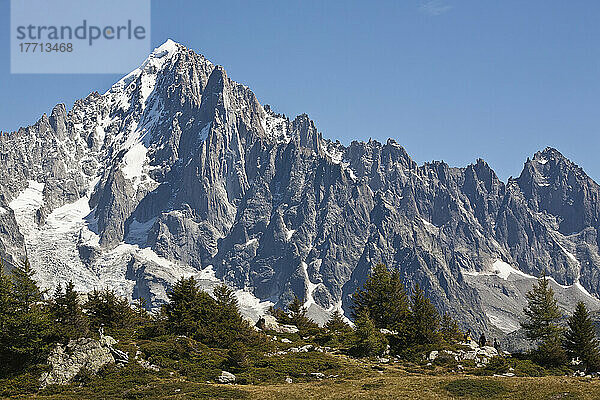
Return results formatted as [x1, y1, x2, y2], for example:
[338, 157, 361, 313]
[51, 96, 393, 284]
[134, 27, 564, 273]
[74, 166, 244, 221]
[522, 272, 562, 340]
[522, 272, 566, 366]
[409, 283, 441, 345]
[212, 283, 249, 334]
[564, 301, 600, 371]
[440, 313, 462, 344]
[352, 263, 410, 331]
[0, 257, 52, 374]
[351, 310, 387, 357]
[287, 295, 317, 332]
[52, 281, 88, 340]
[162, 277, 207, 337]
[85, 288, 134, 331]
[213, 284, 239, 313]
[133, 296, 149, 322]
[323, 310, 353, 347]
[163, 278, 255, 348]
[326, 310, 352, 335]
[0, 265, 12, 373]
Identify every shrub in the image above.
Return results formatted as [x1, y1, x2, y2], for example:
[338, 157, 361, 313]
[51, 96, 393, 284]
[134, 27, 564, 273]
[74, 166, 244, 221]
[444, 378, 507, 398]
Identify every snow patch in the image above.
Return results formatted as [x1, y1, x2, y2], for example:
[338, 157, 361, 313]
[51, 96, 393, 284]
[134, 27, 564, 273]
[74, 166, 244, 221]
[9, 180, 44, 213]
[243, 238, 258, 247]
[234, 289, 274, 323]
[462, 259, 534, 281]
[153, 39, 179, 57]
[492, 260, 532, 280]
[323, 146, 343, 165]
[286, 229, 295, 241]
[263, 113, 289, 143]
[347, 168, 357, 180]
[301, 261, 318, 309]
[557, 242, 579, 266]
[196, 265, 218, 281]
[421, 218, 438, 228]
[121, 142, 148, 189]
[486, 311, 520, 334]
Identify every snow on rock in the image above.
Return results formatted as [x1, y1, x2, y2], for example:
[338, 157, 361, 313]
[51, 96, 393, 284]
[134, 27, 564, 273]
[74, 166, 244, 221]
[301, 261, 317, 309]
[263, 113, 290, 143]
[486, 311, 520, 334]
[9, 180, 44, 215]
[492, 260, 533, 280]
[234, 289, 274, 323]
[121, 142, 148, 187]
[462, 259, 533, 281]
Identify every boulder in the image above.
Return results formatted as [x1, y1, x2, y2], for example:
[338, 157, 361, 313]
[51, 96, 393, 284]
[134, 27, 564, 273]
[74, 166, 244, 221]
[478, 346, 499, 358]
[428, 351, 439, 361]
[40, 338, 115, 387]
[218, 370, 236, 384]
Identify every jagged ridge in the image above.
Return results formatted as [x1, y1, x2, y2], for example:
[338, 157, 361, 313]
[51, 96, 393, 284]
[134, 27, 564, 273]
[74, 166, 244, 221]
[1, 40, 600, 341]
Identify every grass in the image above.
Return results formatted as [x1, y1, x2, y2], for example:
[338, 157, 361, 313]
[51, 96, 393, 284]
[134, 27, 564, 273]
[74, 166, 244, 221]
[4, 360, 600, 400]
[1, 333, 597, 400]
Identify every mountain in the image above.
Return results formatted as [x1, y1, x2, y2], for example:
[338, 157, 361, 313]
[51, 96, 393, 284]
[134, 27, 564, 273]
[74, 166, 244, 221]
[1, 40, 599, 339]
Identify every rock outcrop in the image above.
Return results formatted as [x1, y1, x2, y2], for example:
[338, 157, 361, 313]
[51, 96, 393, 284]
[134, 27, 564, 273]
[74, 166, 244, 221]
[40, 338, 116, 387]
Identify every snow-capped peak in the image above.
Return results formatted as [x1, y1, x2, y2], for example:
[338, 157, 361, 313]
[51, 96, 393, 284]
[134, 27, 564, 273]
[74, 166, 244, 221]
[107, 39, 181, 97]
[153, 38, 180, 57]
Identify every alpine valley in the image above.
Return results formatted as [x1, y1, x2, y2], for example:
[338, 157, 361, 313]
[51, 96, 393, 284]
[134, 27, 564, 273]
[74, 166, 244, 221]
[1, 40, 599, 345]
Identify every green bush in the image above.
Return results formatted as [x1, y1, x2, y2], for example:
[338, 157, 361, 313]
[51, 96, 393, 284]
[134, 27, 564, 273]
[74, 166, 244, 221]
[0, 370, 41, 397]
[481, 356, 510, 375]
[444, 378, 508, 398]
[512, 359, 547, 377]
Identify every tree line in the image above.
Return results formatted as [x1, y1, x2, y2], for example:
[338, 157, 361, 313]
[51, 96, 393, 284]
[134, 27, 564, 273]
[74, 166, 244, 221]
[1, 256, 599, 379]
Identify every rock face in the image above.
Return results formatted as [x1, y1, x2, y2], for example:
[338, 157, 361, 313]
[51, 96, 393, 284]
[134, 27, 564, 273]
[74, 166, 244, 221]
[2, 40, 600, 337]
[40, 338, 115, 387]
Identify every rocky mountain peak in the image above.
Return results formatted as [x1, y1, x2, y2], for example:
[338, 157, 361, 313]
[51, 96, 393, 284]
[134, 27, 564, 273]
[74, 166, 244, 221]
[3, 42, 600, 344]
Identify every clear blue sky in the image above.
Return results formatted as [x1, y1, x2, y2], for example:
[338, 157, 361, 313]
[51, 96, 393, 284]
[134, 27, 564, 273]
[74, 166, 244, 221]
[1, 0, 598, 181]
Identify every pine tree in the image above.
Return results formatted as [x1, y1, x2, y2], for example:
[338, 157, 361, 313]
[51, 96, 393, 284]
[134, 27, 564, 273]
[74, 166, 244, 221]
[213, 284, 239, 313]
[0, 265, 13, 374]
[162, 278, 256, 348]
[564, 302, 600, 371]
[522, 272, 562, 341]
[440, 313, 462, 344]
[51, 281, 88, 340]
[10, 257, 43, 311]
[351, 310, 387, 357]
[287, 295, 317, 333]
[352, 263, 410, 331]
[85, 288, 134, 331]
[326, 310, 352, 335]
[0, 257, 52, 374]
[409, 283, 441, 345]
[133, 296, 149, 322]
[522, 272, 566, 366]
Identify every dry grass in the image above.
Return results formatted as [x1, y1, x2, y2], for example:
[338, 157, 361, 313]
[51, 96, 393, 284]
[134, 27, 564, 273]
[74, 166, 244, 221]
[239, 372, 598, 400]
